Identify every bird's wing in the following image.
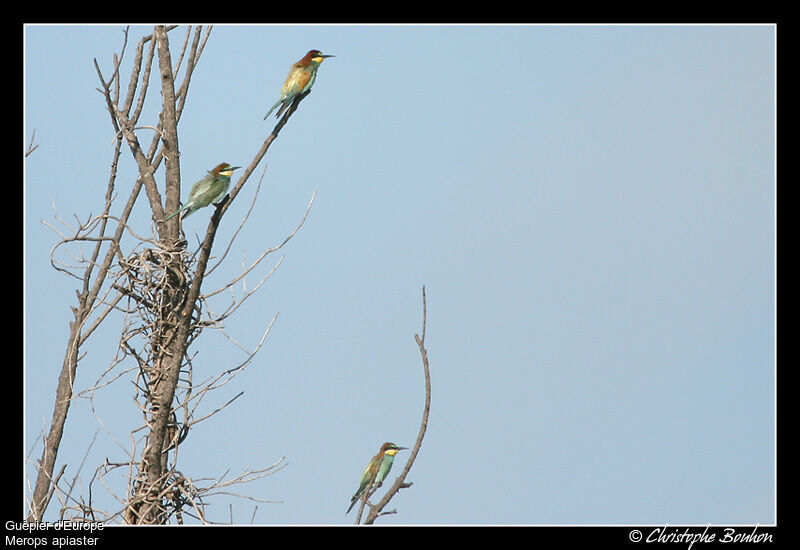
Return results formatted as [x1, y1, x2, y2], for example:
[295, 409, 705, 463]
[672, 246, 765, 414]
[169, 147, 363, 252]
[211, 182, 230, 205]
[301, 70, 317, 95]
[286, 70, 312, 96]
[188, 175, 214, 201]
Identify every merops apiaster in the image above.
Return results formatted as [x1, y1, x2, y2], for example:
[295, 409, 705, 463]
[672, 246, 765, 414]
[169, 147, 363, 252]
[165, 162, 240, 221]
[263, 49, 334, 119]
[346, 442, 407, 514]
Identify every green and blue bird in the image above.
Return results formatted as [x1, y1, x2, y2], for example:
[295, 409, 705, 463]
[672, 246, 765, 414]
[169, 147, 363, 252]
[346, 442, 407, 514]
[165, 162, 240, 221]
[264, 49, 334, 119]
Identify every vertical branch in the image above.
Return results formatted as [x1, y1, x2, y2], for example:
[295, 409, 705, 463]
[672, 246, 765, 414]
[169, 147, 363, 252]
[27, 29, 143, 521]
[175, 26, 212, 118]
[362, 286, 431, 524]
[95, 34, 165, 233]
[127, 25, 188, 524]
[154, 25, 182, 239]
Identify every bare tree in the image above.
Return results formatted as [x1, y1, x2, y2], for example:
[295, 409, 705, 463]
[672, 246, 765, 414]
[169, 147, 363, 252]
[27, 25, 317, 524]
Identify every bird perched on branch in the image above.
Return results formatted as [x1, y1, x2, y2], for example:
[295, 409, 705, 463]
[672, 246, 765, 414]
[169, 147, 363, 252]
[347, 442, 407, 514]
[165, 162, 240, 221]
[264, 49, 334, 119]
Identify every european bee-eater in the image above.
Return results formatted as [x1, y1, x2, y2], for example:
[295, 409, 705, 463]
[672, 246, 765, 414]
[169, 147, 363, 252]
[264, 49, 334, 119]
[346, 442, 407, 514]
[165, 162, 240, 221]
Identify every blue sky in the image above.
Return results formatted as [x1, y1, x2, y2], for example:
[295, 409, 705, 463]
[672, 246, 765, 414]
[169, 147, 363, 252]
[24, 24, 775, 525]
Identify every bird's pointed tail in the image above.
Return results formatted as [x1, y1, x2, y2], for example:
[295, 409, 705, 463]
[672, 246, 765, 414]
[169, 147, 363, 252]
[264, 99, 283, 120]
[164, 205, 184, 221]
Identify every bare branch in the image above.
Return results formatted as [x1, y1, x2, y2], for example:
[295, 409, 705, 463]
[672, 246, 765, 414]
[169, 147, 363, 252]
[361, 286, 431, 524]
[25, 129, 40, 157]
[204, 188, 316, 298]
